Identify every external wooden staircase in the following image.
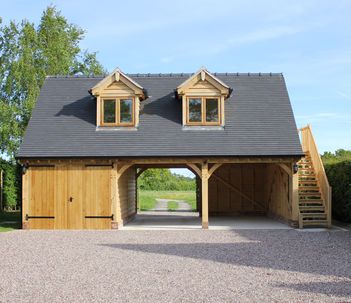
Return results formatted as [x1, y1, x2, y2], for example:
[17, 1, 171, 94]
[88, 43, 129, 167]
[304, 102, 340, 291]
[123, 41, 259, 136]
[298, 125, 332, 228]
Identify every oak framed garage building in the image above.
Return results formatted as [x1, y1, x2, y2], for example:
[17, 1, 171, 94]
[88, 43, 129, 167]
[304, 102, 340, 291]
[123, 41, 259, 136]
[17, 68, 331, 229]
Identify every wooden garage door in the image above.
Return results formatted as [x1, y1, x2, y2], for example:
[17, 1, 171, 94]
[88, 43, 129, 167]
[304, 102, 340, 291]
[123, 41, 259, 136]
[26, 164, 112, 229]
[84, 166, 111, 229]
[28, 166, 55, 229]
[54, 165, 84, 229]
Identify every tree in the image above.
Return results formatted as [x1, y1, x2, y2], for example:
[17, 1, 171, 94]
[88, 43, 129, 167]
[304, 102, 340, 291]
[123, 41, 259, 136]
[0, 6, 105, 159]
[138, 169, 196, 191]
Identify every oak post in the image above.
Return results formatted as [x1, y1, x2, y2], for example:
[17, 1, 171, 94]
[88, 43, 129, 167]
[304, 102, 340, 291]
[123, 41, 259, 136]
[111, 162, 123, 229]
[201, 162, 209, 229]
[291, 162, 299, 223]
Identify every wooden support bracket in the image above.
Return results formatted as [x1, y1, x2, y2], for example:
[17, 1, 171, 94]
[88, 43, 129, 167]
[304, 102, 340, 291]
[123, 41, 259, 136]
[117, 163, 134, 176]
[187, 163, 202, 178]
[278, 163, 292, 177]
[136, 168, 147, 179]
[208, 163, 223, 177]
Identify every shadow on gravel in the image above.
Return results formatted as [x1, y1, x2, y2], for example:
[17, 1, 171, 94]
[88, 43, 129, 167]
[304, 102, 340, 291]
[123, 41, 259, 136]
[275, 281, 351, 298]
[100, 230, 351, 279]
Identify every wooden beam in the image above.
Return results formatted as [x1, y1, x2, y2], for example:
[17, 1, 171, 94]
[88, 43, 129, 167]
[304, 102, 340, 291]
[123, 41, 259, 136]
[212, 173, 265, 210]
[20, 157, 300, 166]
[201, 162, 209, 229]
[187, 163, 202, 178]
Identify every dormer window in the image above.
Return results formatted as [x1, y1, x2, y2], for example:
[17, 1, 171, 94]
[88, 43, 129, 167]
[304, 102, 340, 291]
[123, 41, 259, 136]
[90, 68, 145, 128]
[102, 97, 134, 126]
[187, 97, 220, 125]
[177, 68, 231, 127]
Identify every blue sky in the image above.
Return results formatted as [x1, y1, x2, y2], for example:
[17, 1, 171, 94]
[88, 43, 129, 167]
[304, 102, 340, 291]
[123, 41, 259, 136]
[2, 0, 351, 157]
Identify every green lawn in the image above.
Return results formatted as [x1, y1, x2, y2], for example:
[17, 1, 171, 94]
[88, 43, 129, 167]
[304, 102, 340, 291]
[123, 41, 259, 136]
[0, 211, 21, 232]
[138, 190, 196, 211]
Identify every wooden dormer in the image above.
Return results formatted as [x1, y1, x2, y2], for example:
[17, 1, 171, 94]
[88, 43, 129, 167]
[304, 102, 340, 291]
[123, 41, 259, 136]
[91, 68, 146, 127]
[177, 68, 231, 127]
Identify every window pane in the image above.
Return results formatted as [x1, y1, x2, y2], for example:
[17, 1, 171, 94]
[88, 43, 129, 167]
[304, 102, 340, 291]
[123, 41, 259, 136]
[188, 98, 202, 122]
[119, 99, 133, 123]
[103, 100, 116, 123]
[205, 98, 219, 122]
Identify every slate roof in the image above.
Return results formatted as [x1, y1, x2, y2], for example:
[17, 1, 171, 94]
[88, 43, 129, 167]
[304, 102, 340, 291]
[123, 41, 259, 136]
[17, 73, 303, 158]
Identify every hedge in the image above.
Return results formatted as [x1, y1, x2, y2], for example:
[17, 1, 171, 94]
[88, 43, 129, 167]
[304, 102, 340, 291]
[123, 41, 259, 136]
[322, 150, 351, 223]
[324, 161, 351, 222]
[0, 159, 21, 210]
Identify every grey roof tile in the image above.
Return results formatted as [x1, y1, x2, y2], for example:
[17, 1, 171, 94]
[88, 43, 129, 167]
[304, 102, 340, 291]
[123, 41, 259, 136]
[17, 73, 303, 158]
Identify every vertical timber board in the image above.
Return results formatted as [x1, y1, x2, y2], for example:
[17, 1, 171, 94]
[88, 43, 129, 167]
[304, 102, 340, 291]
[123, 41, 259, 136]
[22, 168, 29, 228]
[241, 165, 254, 212]
[266, 164, 291, 221]
[208, 174, 217, 213]
[229, 164, 242, 213]
[67, 165, 84, 229]
[28, 167, 55, 229]
[84, 166, 111, 229]
[54, 165, 68, 229]
[118, 168, 136, 222]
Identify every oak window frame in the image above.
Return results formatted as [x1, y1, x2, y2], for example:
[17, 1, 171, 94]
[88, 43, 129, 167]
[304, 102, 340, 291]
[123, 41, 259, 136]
[186, 96, 221, 126]
[100, 97, 135, 127]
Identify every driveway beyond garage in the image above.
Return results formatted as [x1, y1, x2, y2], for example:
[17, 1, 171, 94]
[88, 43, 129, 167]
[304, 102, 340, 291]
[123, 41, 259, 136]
[0, 229, 350, 302]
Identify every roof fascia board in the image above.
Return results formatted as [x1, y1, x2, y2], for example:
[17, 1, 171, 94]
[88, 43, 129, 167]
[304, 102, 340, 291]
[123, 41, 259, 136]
[177, 67, 230, 96]
[91, 68, 144, 98]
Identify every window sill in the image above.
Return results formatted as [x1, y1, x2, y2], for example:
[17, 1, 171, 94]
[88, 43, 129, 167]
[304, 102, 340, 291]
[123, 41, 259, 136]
[182, 125, 224, 131]
[96, 126, 138, 131]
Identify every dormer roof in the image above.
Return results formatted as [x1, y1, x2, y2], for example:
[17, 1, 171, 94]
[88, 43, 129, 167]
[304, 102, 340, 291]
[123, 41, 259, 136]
[176, 67, 231, 98]
[90, 68, 146, 100]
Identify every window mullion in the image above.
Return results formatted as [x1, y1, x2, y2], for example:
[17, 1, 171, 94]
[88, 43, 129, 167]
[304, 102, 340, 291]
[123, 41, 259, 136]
[202, 97, 205, 124]
[116, 98, 119, 125]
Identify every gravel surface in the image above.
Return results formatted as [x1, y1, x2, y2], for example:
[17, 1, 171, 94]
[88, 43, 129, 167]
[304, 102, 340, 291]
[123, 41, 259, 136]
[0, 229, 350, 302]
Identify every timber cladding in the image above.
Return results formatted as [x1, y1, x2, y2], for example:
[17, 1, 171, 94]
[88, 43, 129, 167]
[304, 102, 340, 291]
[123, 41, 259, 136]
[208, 163, 291, 221]
[22, 163, 136, 230]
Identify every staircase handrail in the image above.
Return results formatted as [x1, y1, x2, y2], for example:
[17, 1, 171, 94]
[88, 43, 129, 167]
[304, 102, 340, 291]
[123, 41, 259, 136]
[299, 124, 332, 227]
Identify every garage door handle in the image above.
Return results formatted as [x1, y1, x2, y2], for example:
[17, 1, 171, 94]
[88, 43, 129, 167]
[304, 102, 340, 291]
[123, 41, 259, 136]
[69, 197, 74, 202]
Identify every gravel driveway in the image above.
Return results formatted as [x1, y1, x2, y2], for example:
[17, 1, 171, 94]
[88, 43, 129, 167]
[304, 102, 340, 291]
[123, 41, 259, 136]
[0, 229, 350, 302]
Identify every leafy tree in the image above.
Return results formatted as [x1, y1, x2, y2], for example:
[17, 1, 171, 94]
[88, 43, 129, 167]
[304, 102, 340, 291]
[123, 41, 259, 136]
[138, 169, 196, 191]
[0, 6, 105, 159]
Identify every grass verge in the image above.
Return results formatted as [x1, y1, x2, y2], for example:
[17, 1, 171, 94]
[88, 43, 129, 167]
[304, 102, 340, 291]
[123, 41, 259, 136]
[139, 190, 196, 211]
[0, 211, 21, 232]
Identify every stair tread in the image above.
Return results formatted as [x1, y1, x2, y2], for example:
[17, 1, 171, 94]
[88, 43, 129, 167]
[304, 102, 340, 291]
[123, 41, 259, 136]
[299, 186, 320, 190]
[299, 206, 325, 210]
